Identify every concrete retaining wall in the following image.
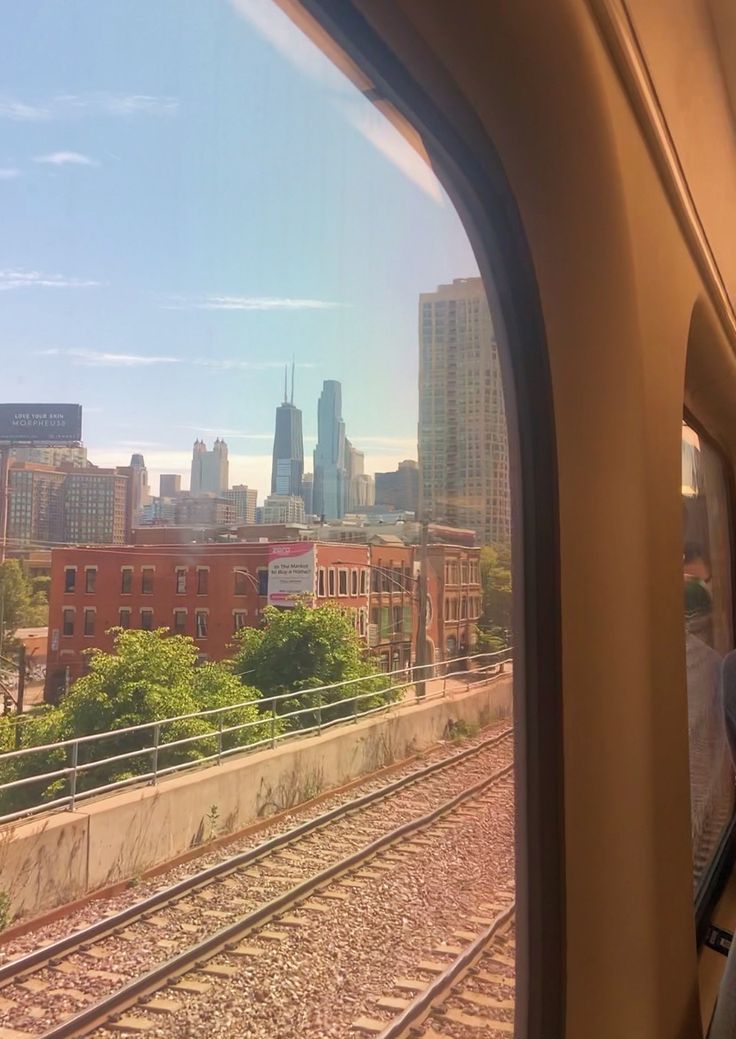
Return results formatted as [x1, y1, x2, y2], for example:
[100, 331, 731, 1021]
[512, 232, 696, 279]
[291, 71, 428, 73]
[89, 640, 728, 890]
[0, 674, 512, 922]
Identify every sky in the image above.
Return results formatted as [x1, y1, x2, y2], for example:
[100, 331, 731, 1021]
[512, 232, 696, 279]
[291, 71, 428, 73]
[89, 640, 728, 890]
[0, 0, 478, 498]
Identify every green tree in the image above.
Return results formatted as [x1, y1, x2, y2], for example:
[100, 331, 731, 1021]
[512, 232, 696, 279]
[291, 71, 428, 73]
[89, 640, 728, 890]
[0, 561, 33, 637]
[0, 628, 270, 815]
[231, 602, 395, 727]
[478, 543, 512, 648]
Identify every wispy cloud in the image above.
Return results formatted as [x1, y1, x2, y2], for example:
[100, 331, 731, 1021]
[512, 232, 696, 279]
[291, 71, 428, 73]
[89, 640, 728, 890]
[0, 270, 99, 291]
[34, 151, 99, 166]
[164, 295, 343, 312]
[0, 168, 20, 180]
[0, 92, 178, 122]
[38, 348, 178, 367]
[37, 348, 315, 371]
[229, 0, 443, 203]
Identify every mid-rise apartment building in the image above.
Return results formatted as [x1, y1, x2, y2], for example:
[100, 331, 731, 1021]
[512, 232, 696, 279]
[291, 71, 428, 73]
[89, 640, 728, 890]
[226, 485, 257, 525]
[375, 460, 419, 513]
[418, 278, 510, 544]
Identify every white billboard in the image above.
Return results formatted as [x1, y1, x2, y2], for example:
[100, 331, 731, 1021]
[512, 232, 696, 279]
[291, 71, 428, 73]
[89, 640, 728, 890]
[267, 542, 315, 608]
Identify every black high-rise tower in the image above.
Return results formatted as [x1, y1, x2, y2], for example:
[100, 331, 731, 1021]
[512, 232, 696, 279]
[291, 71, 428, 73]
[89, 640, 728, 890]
[270, 362, 304, 498]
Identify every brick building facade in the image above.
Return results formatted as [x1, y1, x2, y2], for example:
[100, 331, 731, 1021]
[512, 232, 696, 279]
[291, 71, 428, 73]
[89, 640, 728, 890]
[44, 539, 482, 700]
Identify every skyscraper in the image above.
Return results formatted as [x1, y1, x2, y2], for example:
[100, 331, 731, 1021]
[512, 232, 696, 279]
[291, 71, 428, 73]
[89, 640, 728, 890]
[313, 380, 347, 520]
[302, 473, 314, 517]
[128, 453, 151, 522]
[270, 364, 304, 498]
[418, 278, 510, 543]
[190, 438, 228, 495]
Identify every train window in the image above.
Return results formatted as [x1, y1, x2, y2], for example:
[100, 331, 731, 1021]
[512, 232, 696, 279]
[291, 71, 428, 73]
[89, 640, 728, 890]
[682, 421, 734, 889]
[0, 3, 531, 1037]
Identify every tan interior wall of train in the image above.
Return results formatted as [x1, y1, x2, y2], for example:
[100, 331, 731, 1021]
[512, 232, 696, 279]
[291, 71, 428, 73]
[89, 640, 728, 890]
[342, 1, 736, 1036]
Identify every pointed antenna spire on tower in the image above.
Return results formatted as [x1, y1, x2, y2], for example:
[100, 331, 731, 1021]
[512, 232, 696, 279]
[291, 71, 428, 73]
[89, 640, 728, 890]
[284, 364, 288, 404]
[291, 356, 295, 405]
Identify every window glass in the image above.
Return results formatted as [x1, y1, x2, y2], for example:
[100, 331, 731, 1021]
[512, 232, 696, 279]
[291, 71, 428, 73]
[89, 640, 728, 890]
[682, 421, 734, 888]
[4, 3, 519, 1032]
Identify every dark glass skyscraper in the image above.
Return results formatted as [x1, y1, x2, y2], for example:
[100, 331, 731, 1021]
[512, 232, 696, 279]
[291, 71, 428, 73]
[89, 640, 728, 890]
[271, 364, 304, 498]
[313, 379, 346, 520]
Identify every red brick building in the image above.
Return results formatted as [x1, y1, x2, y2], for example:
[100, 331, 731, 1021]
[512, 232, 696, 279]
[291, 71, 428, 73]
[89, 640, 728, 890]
[44, 539, 481, 700]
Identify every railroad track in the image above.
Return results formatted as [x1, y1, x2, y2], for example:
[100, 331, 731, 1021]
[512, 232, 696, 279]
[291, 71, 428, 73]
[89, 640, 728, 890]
[0, 727, 513, 1038]
[356, 907, 516, 1038]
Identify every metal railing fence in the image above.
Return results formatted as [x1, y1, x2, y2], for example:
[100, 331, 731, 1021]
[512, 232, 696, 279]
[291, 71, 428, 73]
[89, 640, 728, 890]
[0, 648, 512, 826]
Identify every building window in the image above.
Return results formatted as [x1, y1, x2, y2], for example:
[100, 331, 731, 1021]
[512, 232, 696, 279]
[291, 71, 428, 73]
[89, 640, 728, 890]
[121, 567, 132, 594]
[350, 569, 358, 595]
[85, 568, 97, 594]
[234, 570, 248, 596]
[196, 610, 208, 638]
[84, 608, 96, 636]
[176, 568, 187, 594]
[64, 567, 76, 593]
[317, 568, 326, 597]
[141, 567, 154, 594]
[62, 608, 75, 636]
[371, 569, 381, 593]
[233, 611, 247, 632]
[197, 568, 209, 595]
[338, 568, 348, 596]
[328, 568, 336, 597]
[360, 569, 367, 595]
[140, 608, 153, 631]
[118, 608, 131, 629]
[257, 569, 268, 597]
[173, 609, 187, 634]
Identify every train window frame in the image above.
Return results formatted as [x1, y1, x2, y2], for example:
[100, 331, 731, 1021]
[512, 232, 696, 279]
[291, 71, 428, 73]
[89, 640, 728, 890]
[685, 409, 736, 938]
[289, 4, 564, 1036]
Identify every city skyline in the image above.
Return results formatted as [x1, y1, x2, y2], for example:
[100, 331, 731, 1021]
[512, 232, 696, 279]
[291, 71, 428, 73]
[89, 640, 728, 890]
[0, 1, 478, 500]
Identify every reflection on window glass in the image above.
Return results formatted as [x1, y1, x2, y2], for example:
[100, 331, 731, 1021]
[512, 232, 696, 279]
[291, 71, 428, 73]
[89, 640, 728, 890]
[0, 2, 518, 1034]
[682, 421, 734, 888]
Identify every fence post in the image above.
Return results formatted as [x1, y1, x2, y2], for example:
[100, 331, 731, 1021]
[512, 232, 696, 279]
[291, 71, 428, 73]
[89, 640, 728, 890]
[151, 723, 160, 784]
[69, 740, 78, 811]
[353, 691, 359, 723]
[271, 704, 277, 749]
[217, 713, 223, 764]
[317, 692, 322, 735]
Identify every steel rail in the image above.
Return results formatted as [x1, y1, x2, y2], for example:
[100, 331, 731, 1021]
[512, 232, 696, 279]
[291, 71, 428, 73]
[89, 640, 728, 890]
[376, 904, 516, 1039]
[37, 759, 514, 1039]
[0, 726, 513, 989]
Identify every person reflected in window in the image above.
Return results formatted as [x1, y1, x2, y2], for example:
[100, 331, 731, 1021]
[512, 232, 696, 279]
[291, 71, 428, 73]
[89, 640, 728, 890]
[684, 547, 722, 870]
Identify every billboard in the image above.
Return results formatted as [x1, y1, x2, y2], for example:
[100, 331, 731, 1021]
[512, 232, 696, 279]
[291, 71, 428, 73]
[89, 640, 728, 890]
[0, 404, 82, 443]
[267, 542, 315, 608]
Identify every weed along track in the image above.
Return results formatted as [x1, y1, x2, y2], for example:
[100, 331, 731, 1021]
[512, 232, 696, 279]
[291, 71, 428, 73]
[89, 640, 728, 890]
[0, 727, 513, 1038]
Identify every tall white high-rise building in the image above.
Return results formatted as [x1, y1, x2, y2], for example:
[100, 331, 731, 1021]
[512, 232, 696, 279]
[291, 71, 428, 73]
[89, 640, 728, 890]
[190, 438, 229, 495]
[418, 278, 510, 544]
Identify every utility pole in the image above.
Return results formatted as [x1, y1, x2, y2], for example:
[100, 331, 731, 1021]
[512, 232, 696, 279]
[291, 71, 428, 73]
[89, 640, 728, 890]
[415, 518, 429, 699]
[15, 643, 25, 748]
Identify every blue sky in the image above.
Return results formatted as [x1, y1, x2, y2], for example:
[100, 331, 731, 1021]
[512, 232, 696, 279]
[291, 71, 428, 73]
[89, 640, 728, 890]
[0, 0, 477, 497]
